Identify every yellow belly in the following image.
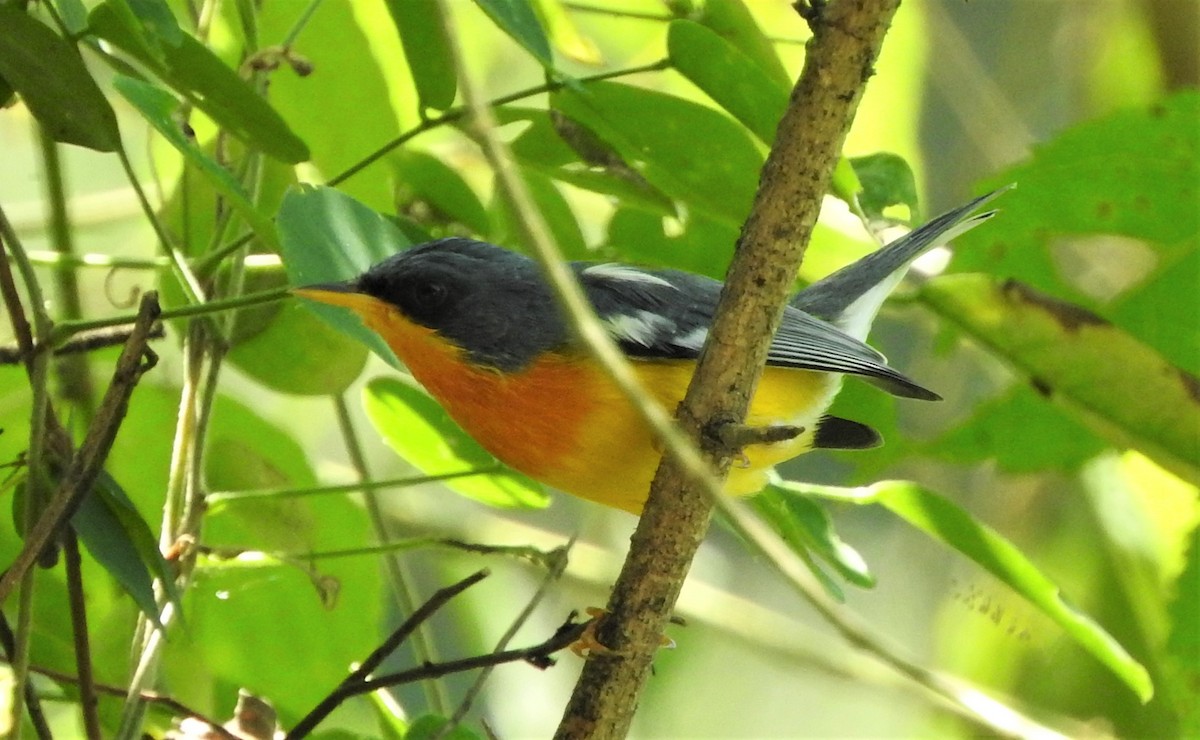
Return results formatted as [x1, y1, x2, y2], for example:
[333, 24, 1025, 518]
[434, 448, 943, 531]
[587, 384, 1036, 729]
[543, 361, 838, 513]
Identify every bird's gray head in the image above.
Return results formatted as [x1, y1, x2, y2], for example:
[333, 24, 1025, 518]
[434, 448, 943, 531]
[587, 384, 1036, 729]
[355, 238, 569, 371]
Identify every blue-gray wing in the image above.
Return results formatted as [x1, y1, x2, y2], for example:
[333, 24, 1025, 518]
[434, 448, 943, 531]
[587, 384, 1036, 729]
[576, 263, 938, 400]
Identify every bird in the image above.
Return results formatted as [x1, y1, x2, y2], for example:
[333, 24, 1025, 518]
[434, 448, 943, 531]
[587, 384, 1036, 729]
[294, 188, 1006, 514]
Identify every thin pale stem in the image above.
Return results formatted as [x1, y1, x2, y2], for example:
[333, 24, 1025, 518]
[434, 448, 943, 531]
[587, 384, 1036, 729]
[281, 0, 324, 48]
[51, 286, 289, 341]
[206, 466, 501, 506]
[9, 570, 37, 740]
[325, 59, 670, 188]
[37, 128, 97, 415]
[332, 393, 452, 716]
[115, 146, 206, 306]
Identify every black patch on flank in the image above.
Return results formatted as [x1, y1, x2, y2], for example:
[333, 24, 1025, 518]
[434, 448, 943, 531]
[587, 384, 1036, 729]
[813, 416, 882, 450]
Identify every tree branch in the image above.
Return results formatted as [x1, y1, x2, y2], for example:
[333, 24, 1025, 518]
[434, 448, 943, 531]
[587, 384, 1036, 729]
[555, 1, 902, 736]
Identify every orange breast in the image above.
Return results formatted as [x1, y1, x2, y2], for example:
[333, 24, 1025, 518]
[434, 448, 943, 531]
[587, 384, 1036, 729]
[358, 300, 838, 514]
[357, 301, 600, 480]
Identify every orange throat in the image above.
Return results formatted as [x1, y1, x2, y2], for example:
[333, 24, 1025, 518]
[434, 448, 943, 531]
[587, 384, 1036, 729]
[356, 301, 599, 481]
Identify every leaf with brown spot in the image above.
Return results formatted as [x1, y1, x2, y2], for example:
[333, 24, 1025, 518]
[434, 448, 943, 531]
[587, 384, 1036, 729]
[923, 274, 1200, 486]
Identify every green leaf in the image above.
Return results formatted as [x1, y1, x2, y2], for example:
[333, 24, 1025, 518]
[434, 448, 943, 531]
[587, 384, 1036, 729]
[850, 152, 920, 224]
[751, 481, 875, 601]
[553, 81, 763, 228]
[89, 2, 310, 163]
[277, 184, 409, 366]
[491, 169, 588, 260]
[828, 156, 863, 210]
[1111, 246, 1200, 376]
[55, 0, 91, 35]
[678, 0, 790, 89]
[950, 92, 1199, 372]
[100, 0, 167, 62]
[72, 472, 175, 628]
[228, 298, 369, 396]
[363, 376, 549, 509]
[111, 74, 279, 251]
[803, 479, 1155, 702]
[125, 0, 184, 47]
[931, 385, 1106, 473]
[921, 274, 1200, 486]
[201, 394, 330, 553]
[503, 107, 677, 217]
[257, 0, 405, 210]
[0, 5, 120, 152]
[392, 149, 491, 235]
[406, 715, 481, 740]
[605, 208, 737, 280]
[0, 74, 13, 109]
[667, 19, 788, 145]
[386, 0, 457, 111]
[471, 0, 553, 69]
[1166, 526, 1200, 734]
[532, 0, 601, 64]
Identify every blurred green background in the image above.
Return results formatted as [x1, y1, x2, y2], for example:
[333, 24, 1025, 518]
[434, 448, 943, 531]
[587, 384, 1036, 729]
[0, 0, 1196, 737]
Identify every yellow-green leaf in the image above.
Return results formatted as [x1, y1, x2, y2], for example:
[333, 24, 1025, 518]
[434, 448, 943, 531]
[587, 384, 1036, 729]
[922, 274, 1200, 486]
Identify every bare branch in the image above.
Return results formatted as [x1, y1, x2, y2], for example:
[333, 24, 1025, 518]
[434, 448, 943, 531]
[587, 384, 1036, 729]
[556, 1, 903, 736]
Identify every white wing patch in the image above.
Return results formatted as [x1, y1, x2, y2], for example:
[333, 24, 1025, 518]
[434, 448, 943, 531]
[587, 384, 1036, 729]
[674, 326, 708, 351]
[583, 263, 676, 289]
[603, 310, 677, 347]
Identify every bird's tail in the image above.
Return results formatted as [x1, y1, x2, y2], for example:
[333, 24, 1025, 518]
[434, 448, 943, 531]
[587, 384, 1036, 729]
[792, 185, 1012, 340]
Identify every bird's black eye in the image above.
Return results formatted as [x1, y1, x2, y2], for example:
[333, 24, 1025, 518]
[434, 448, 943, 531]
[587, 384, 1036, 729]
[405, 279, 449, 316]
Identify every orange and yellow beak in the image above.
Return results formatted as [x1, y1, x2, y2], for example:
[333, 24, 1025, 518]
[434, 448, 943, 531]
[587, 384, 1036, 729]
[292, 282, 383, 316]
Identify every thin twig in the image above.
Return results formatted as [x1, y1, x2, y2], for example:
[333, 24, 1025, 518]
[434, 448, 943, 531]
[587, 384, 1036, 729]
[63, 531, 103, 740]
[439, 540, 575, 736]
[359, 618, 588, 693]
[50, 285, 288, 341]
[290, 610, 591, 740]
[242, 538, 555, 567]
[286, 569, 490, 739]
[19, 661, 239, 740]
[118, 324, 205, 739]
[114, 147, 206, 306]
[0, 323, 165, 365]
[12, 570, 36, 739]
[325, 59, 670, 188]
[280, 0, 324, 48]
[205, 466, 502, 506]
[18, 250, 168, 270]
[0, 594, 52, 740]
[0, 292, 161, 604]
